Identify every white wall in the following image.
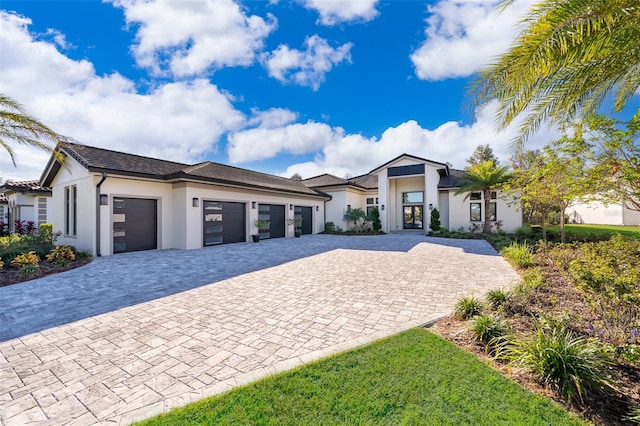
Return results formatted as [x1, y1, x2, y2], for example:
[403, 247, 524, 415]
[321, 187, 367, 231]
[570, 201, 624, 226]
[447, 190, 522, 233]
[623, 205, 640, 226]
[438, 191, 449, 229]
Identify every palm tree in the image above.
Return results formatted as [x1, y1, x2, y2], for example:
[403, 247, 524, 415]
[343, 207, 367, 232]
[472, 0, 640, 149]
[455, 160, 511, 234]
[0, 94, 63, 166]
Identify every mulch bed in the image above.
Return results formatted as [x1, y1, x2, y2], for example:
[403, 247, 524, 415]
[0, 258, 92, 288]
[428, 255, 640, 426]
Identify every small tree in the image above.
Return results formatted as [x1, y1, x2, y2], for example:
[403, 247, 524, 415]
[343, 207, 366, 232]
[369, 206, 382, 233]
[290, 173, 302, 181]
[467, 144, 499, 167]
[429, 207, 441, 232]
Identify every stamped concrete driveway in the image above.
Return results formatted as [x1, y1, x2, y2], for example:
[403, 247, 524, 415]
[0, 234, 519, 425]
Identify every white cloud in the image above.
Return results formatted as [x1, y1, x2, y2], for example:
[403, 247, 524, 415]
[228, 121, 343, 163]
[247, 107, 298, 128]
[109, 0, 277, 77]
[278, 101, 559, 179]
[411, 0, 534, 81]
[262, 35, 352, 90]
[300, 0, 379, 25]
[0, 11, 245, 181]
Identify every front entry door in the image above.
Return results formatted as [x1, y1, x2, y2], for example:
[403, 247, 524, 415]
[403, 205, 423, 229]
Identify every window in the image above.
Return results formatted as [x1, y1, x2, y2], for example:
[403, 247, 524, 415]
[491, 191, 497, 200]
[366, 206, 374, 216]
[470, 192, 481, 200]
[402, 192, 423, 204]
[64, 185, 77, 236]
[470, 203, 481, 221]
[489, 202, 497, 221]
[366, 197, 374, 205]
[37, 197, 47, 225]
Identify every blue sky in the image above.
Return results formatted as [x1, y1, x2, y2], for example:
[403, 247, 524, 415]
[1, 0, 638, 182]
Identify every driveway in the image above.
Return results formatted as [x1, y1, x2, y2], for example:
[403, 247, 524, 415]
[0, 234, 519, 425]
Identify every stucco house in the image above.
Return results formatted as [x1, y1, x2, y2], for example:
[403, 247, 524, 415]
[0, 180, 52, 232]
[304, 154, 522, 234]
[40, 142, 330, 256]
[569, 200, 640, 226]
[38, 145, 522, 256]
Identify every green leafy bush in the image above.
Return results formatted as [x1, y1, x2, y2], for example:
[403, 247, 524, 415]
[501, 241, 535, 268]
[38, 223, 54, 244]
[324, 222, 335, 233]
[46, 245, 76, 266]
[369, 207, 382, 233]
[515, 225, 533, 238]
[429, 207, 441, 232]
[468, 314, 509, 345]
[521, 267, 547, 291]
[502, 324, 613, 404]
[0, 233, 55, 262]
[11, 251, 40, 275]
[454, 296, 483, 320]
[74, 249, 92, 260]
[486, 289, 508, 310]
[565, 235, 640, 346]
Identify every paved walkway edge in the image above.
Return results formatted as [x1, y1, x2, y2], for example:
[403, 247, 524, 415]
[118, 315, 443, 425]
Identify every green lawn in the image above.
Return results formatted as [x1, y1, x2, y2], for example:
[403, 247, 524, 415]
[546, 223, 640, 239]
[138, 328, 587, 426]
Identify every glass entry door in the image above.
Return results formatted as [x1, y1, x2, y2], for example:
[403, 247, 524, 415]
[403, 205, 423, 229]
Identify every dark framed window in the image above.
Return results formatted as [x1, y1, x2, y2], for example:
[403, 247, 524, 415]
[366, 197, 374, 205]
[489, 202, 497, 221]
[491, 191, 497, 200]
[470, 192, 481, 200]
[470, 203, 481, 221]
[64, 185, 77, 236]
[366, 206, 374, 216]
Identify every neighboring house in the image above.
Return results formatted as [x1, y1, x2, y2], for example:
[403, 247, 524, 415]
[304, 154, 522, 233]
[40, 142, 330, 256]
[569, 200, 640, 226]
[0, 193, 7, 227]
[0, 180, 52, 232]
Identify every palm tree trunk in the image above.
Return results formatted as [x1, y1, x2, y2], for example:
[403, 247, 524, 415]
[483, 189, 492, 234]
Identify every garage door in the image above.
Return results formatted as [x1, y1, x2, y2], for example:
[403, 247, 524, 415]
[258, 204, 285, 239]
[203, 201, 246, 246]
[113, 198, 157, 254]
[295, 206, 313, 235]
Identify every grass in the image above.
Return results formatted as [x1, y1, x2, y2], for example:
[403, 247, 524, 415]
[138, 328, 587, 426]
[546, 224, 640, 239]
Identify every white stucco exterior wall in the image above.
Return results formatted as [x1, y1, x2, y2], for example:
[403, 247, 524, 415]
[570, 201, 625, 225]
[447, 190, 521, 233]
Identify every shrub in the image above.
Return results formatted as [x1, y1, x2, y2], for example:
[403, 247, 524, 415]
[521, 267, 547, 291]
[0, 233, 55, 262]
[429, 208, 441, 232]
[566, 235, 640, 345]
[515, 224, 533, 238]
[486, 289, 508, 310]
[324, 222, 335, 233]
[369, 207, 382, 233]
[38, 223, 54, 244]
[11, 251, 40, 275]
[503, 324, 613, 404]
[468, 313, 509, 344]
[46, 245, 76, 266]
[74, 249, 92, 260]
[20, 264, 39, 275]
[454, 295, 483, 320]
[501, 241, 535, 268]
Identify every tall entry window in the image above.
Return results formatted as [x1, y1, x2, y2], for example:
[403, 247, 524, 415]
[64, 185, 77, 236]
[402, 191, 423, 229]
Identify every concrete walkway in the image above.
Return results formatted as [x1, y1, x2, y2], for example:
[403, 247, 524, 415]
[0, 234, 519, 425]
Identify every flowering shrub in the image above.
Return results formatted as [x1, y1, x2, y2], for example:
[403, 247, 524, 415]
[11, 251, 40, 275]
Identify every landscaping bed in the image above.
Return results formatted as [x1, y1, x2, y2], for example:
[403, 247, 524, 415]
[430, 233, 640, 426]
[0, 257, 92, 287]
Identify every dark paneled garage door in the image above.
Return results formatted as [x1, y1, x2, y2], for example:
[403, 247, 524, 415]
[295, 206, 313, 235]
[258, 204, 285, 239]
[203, 201, 246, 246]
[113, 198, 157, 254]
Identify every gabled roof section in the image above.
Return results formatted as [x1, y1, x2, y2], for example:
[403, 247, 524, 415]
[173, 162, 327, 198]
[40, 142, 329, 199]
[0, 180, 51, 195]
[302, 174, 348, 188]
[437, 169, 468, 189]
[369, 153, 449, 175]
[348, 174, 378, 190]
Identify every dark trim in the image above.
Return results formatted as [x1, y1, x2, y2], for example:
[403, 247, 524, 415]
[388, 164, 425, 177]
[369, 153, 449, 175]
[96, 173, 107, 257]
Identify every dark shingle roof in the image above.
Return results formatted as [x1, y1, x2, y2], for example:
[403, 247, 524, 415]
[0, 193, 7, 203]
[348, 174, 378, 189]
[62, 142, 189, 177]
[302, 174, 348, 188]
[47, 142, 328, 199]
[0, 180, 51, 194]
[437, 169, 468, 189]
[176, 162, 324, 197]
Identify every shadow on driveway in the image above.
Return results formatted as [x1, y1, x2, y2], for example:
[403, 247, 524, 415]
[0, 234, 498, 342]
